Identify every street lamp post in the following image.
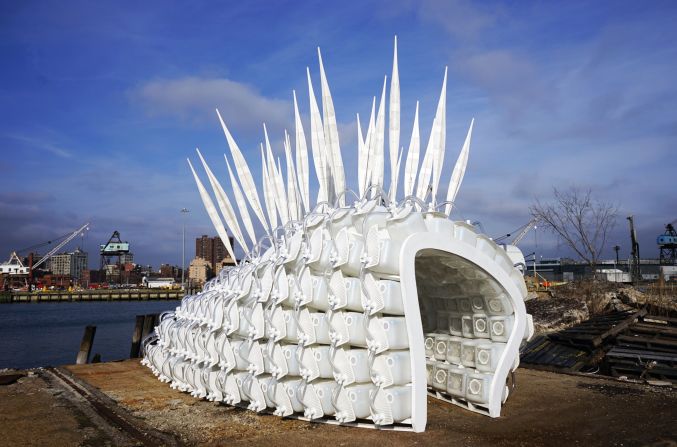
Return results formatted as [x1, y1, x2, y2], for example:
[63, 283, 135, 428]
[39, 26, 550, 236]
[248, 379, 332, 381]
[181, 208, 190, 291]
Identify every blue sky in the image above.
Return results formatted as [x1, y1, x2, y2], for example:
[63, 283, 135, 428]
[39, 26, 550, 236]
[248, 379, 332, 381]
[1, 0, 676, 268]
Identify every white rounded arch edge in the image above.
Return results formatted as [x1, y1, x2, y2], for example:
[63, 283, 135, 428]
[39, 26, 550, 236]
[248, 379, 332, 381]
[399, 230, 528, 432]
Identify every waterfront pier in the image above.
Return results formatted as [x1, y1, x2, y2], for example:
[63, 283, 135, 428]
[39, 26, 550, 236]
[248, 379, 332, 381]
[6, 289, 187, 303]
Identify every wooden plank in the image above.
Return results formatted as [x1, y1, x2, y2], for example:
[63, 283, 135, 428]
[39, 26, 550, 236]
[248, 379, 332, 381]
[129, 315, 145, 358]
[76, 325, 97, 365]
[140, 314, 157, 344]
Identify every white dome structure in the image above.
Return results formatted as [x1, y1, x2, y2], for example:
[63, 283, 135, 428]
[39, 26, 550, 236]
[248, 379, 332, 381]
[142, 37, 534, 432]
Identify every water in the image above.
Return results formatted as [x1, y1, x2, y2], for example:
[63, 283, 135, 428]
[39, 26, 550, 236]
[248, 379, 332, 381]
[0, 300, 180, 369]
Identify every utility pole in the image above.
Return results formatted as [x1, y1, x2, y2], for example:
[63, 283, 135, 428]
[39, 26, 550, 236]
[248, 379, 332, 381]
[181, 208, 190, 290]
[533, 225, 538, 290]
[613, 245, 620, 283]
[627, 216, 640, 283]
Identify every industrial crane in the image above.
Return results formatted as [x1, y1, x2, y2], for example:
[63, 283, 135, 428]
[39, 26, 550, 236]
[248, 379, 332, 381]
[30, 223, 90, 272]
[658, 218, 677, 265]
[0, 222, 90, 288]
[494, 218, 539, 246]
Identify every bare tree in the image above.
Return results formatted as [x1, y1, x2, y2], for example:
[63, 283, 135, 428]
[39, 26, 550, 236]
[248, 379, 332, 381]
[530, 187, 618, 268]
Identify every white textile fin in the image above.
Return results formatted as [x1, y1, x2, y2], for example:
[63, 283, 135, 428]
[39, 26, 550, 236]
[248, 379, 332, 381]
[318, 48, 345, 205]
[306, 68, 329, 204]
[224, 156, 258, 246]
[187, 158, 237, 264]
[293, 90, 310, 213]
[445, 119, 474, 215]
[196, 148, 247, 254]
[403, 101, 420, 198]
[216, 109, 269, 232]
[388, 36, 401, 202]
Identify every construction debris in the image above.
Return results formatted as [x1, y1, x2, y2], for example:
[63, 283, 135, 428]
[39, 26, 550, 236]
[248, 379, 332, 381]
[521, 308, 677, 384]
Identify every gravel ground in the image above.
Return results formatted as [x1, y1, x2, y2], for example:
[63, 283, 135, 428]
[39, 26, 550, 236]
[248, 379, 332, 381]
[56, 360, 677, 446]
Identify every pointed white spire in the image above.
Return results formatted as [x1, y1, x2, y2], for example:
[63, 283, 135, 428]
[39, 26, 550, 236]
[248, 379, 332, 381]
[369, 76, 387, 189]
[260, 144, 278, 231]
[445, 119, 474, 215]
[187, 159, 237, 264]
[415, 130, 434, 202]
[216, 109, 269, 232]
[224, 156, 258, 246]
[263, 124, 288, 225]
[293, 90, 310, 213]
[195, 149, 247, 253]
[275, 157, 288, 224]
[415, 68, 447, 203]
[357, 113, 366, 197]
[403, 101, 420, 197]
[361, 97, 376, 196]
[390, 146, 404, 201]
[388, 36, 401, 202]
[306, 68, 329, 204]
[318, 48, 345, 205]
[431, 67, 448, 206]
[284, 130, 300, 221]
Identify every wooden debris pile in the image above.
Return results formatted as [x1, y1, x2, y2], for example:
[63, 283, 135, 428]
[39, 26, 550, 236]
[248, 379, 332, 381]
[520, 308, 677, 383]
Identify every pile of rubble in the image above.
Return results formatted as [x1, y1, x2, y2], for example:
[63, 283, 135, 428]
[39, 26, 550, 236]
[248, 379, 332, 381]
[521, 308, 677, 384]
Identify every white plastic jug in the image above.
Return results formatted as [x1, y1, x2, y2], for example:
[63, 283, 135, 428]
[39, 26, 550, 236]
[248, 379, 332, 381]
[432, 362, 448, 391]
[446, 365, 467, 398]
[465, 370, 493, 404]
[445, 336, 464, 365]
[433, 333, 451, 361]
[461, 339, 483, 368]
[372, 385, 412, 424]
[472, 313, 491, 339]
[489, 315, 514, 342]
[371, 350, 411, 386]
[475, 342, 505, 373]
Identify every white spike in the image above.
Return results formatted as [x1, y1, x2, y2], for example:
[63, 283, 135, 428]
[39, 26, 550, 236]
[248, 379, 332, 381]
[357, 113, 365, 197]
[224, 156, 258, 246]
[284, 130, 300, 221]
[445, 119, 474, 215]
[361, 97, 376, 196]
[403, 101, 420, 197]
[415, 124, 435, 202]
[261, 144, 278, 231]
[187, 159, 237, 264]
[275, 157, 288, 224]
[388, 36, 400, 202]
[318, 48, 345, 205]
[431, 67, 448, 206]
[369, 76, 387, 189]
[293, 91, 310, 213]
[306, 68, 329, 204]
[216, 109, 269, 232]
[264, 124, 289, 225]
[390, 146, 404, 201]
[195, 149, 248, 253]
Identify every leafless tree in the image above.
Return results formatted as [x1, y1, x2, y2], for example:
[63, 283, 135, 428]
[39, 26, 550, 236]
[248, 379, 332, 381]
[530, 187, 618, 268]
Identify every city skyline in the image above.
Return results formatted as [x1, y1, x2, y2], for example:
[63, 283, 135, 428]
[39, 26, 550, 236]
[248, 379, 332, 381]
[1, 1, 676, 267]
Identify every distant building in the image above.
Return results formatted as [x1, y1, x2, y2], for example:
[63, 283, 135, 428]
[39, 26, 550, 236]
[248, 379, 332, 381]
[120, 253, 134, 264]
[160, 263, 176, 278]
[188, 257, 211, 286]
[49, 249, 88, 281]
[195, 235, 235, 272]
[143, 277, 176, 289]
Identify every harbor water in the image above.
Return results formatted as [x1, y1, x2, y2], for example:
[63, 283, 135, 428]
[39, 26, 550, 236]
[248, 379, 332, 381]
[0, 300, 180, 369]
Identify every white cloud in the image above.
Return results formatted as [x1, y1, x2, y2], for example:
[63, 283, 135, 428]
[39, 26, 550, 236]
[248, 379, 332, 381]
[8, 134, 73, 158]
[131, 76, 292, 133]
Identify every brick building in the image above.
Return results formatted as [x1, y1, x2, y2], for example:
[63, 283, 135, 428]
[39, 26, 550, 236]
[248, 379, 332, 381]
[195, 235, 235, 269]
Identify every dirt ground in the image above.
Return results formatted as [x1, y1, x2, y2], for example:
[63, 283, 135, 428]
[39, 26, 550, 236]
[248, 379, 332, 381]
[1, 360, 675, 446]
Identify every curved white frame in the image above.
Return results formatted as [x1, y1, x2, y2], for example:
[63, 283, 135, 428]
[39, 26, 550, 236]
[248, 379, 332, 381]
[400, 233, 528, 431]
